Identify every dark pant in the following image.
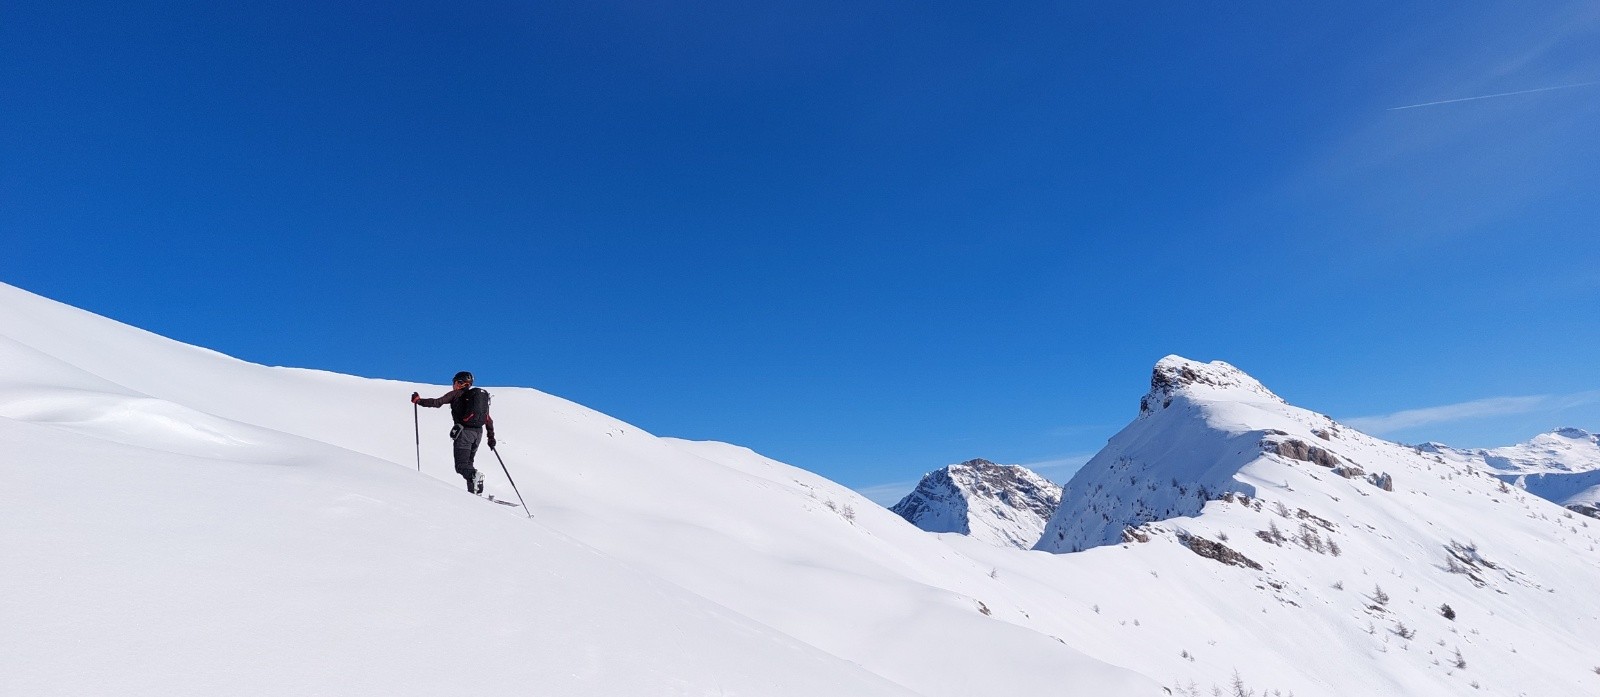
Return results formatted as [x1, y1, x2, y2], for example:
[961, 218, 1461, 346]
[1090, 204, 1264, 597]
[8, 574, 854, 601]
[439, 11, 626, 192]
[453, 425, 482, 490]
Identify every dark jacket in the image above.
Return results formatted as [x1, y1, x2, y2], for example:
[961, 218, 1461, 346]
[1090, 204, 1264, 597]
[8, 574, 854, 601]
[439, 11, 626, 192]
[417, 388, 496, 436]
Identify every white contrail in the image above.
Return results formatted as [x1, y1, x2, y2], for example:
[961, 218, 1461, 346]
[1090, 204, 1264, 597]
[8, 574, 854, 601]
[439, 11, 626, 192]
[1388, 80, 1600, 110]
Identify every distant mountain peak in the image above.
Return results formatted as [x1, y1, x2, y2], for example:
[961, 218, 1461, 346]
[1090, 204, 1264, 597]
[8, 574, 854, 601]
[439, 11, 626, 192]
[1431, 427, 1600, 474]
[891, 460, 1062, 550]
[1140, 355, 1282, 415]
[1041, 356, 1377, 554]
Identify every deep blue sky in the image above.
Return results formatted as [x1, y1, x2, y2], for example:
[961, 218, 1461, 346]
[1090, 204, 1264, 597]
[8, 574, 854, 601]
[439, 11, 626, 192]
[5, 2, 1598, 502]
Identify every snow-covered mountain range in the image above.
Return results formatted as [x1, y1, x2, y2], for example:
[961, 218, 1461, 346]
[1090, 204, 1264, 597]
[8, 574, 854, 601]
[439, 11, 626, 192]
[1024, 355, 1600, 694]
[1420, 428, 1600, 516]
[5, 282, 1599, 696]
[890, 458, 1062, 549]
[1481, 427, 1600, 473]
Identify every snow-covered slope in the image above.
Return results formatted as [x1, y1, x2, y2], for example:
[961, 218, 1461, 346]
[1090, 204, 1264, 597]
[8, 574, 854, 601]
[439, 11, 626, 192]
[1, 417, 916, 697]
[1420, 429, 1600, 514]
[0, 281, 1154, 697]
[9, 284, 1600, 697]
[1027, 355, 1600, 695]
[890, 459, 1062, 549]
[1037, 356, 1294, 554]
[1483, 427, 1600, 473]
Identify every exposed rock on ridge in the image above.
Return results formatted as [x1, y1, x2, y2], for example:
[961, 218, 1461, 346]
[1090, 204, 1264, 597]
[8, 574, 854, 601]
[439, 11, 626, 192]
[1140, 355, 1283, 416]
[891, 459, 1063, 549]
[1176, 530, 1263, 570]
[1268, 438, 1343, 469]
[1037, 355, 1389, 554]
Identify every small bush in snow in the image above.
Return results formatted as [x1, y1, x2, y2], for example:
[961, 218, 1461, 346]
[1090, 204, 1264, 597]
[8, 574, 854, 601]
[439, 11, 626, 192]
[1296, 523, 1326, 553]
[1372, 585, 1390, 606]
[1453, 647, 1466, 669]
[823, 500, 855, 522]
[1230, 670, 1254, 697]
[1440, 603, 1456, 620]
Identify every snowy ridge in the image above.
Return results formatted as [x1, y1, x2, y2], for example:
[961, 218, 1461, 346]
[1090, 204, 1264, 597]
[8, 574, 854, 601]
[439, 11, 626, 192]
[1040, 356, 1310, 553]
[1027, 354, 1600, 695]
[1139, 355, 1284, 415]
[7, 283, 1600, 697]
[1483, 427, 1598, 474]
[890, 459, 1062, 549]
[1421, 428, 1600, 514]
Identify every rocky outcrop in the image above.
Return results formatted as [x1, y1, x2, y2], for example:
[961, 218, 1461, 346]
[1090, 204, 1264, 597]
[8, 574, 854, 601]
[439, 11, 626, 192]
[1368, 472, 1394, 491]
[1139, 356, 1283, 415]
[1176, 531, 1262, 570]
[1268, 438, 1342, 468]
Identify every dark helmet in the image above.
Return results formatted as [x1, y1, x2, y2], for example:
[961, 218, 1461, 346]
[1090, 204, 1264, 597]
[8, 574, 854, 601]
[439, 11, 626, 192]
[452, 371, 474, 386]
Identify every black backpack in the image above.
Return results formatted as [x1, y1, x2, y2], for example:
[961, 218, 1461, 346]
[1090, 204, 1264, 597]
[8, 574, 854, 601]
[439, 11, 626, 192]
[452, 387, 491, 427]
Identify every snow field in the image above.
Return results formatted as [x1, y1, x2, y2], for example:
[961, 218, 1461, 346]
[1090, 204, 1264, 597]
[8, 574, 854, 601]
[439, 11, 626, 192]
[0, 281, 1155, 696]
[7, 284, 1599, 696]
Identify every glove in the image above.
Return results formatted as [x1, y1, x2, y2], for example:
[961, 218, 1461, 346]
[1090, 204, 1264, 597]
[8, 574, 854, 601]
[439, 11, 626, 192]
[488, 435, 497, 448]
[411, 392, 420, 404]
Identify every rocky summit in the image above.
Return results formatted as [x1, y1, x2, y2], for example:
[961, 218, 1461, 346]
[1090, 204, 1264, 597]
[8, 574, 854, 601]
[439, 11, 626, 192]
[891, 459, 1062, 549]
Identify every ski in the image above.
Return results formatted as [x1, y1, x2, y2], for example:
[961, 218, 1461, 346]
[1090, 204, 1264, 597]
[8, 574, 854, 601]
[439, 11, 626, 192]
[487, 494, 520, 507]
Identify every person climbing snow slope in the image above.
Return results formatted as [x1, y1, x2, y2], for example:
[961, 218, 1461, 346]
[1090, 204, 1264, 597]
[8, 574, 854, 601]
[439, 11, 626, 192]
[412, 371, 496, 493]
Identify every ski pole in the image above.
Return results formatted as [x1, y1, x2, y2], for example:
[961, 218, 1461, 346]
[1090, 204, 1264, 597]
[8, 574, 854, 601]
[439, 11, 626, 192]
[413, 402, 421, 472]
[489, 445, 531, 518]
